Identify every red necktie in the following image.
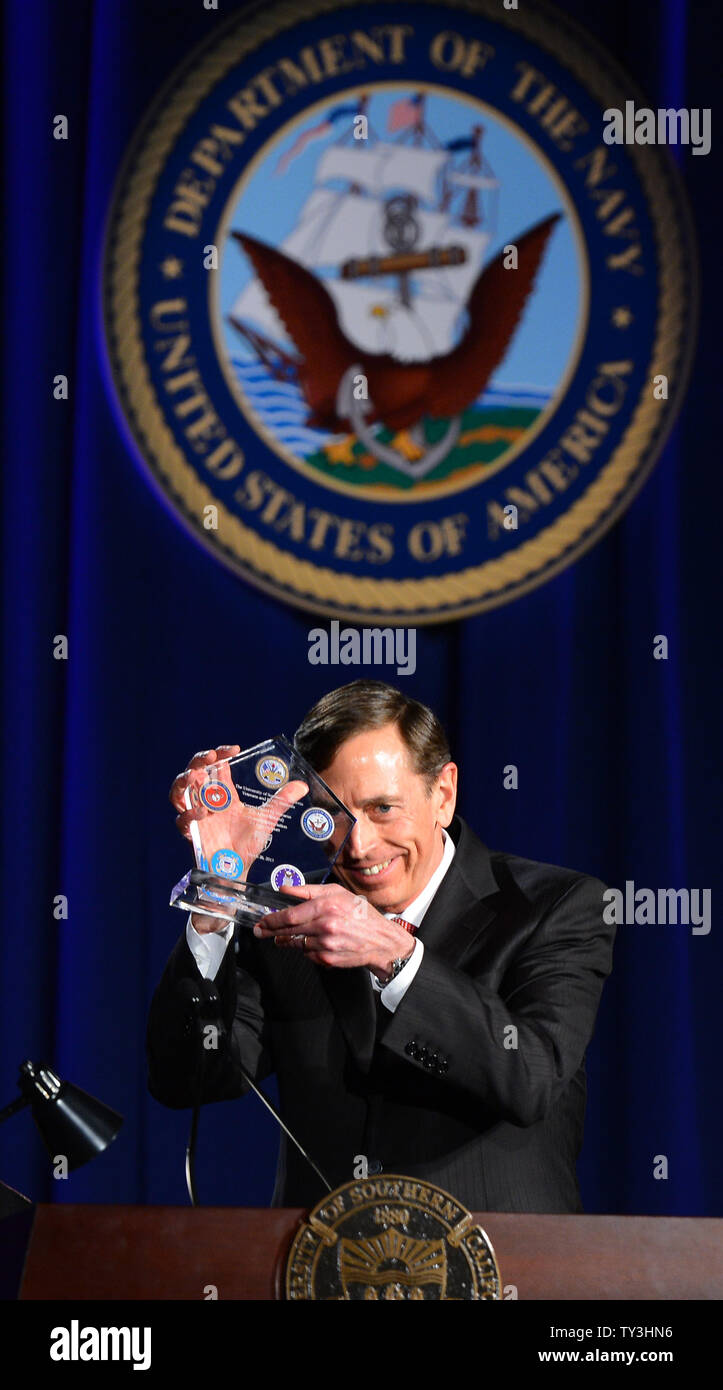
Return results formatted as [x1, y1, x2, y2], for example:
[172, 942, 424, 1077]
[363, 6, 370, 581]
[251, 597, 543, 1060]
[391, 916, 416, 935]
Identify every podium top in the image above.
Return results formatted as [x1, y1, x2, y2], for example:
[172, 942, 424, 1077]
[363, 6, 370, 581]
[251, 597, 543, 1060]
[17, 1206, 723, 1301]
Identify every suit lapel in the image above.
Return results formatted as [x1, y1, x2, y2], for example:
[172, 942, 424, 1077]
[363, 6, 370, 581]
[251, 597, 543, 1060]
[317, 817, 498, 1069]
[416, 817, 500, 963]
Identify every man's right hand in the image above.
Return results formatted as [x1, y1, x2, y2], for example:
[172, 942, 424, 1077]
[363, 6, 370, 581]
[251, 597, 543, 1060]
[170, 746, 240, 934]
[169, 744, 308, 935]
[170, 745, 242, 843]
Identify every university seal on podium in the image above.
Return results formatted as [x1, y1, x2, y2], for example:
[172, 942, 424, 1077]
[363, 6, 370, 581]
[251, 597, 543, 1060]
[284, 1175, 501, 1300]
[104, 0, 696, 622]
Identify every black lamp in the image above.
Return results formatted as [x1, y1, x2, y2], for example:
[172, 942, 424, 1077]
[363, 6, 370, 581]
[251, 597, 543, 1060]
[0, 1060, 123, 1170]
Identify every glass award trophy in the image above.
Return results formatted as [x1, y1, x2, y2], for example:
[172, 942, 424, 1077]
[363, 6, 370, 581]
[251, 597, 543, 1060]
[169, 735, 356, 927]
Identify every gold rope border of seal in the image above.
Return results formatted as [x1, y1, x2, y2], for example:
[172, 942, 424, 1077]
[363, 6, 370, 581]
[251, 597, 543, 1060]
[104, 0, 697, 622]
[283, 1174, 502, 1299]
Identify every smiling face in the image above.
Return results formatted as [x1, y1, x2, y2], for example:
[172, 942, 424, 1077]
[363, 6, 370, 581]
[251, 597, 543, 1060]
[320, 722, 458, 914]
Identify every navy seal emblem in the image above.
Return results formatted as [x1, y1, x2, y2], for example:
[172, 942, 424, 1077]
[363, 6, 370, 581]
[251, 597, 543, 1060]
[104, 0, 696, 622]
[301, 806, 334, 840]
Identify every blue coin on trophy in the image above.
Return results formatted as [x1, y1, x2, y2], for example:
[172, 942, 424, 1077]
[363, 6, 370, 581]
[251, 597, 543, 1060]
[210, 849, 244, 880]
[301, 808, 334, 841]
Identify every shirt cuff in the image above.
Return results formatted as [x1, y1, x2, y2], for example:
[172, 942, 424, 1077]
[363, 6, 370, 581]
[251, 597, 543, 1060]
[370, 939, 424, 1012]
[185, 915, 235, 980]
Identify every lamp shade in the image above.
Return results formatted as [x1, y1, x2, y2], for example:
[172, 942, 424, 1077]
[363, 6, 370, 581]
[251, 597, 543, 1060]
[18, 1061, 123, 1171]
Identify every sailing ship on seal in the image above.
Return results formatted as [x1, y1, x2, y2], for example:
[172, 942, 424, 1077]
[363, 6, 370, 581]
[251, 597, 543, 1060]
[226, 92, 555, 482]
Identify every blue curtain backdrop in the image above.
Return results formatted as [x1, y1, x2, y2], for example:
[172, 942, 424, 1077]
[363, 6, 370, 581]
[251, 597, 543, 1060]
[1, 0, 720, 1217]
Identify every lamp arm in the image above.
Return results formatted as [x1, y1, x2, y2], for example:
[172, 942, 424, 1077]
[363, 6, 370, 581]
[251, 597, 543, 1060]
[0, 1095, 31, 1126]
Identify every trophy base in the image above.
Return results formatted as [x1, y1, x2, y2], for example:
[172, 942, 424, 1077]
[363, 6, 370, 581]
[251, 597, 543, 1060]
[170, 870, 287, 926]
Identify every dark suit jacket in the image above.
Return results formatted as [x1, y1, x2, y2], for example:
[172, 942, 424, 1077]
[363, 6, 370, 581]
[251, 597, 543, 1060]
[146, 815, 615, 1213]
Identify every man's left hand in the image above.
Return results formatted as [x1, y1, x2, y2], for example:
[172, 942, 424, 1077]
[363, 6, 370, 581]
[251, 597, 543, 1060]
[252, 882, 415, 979]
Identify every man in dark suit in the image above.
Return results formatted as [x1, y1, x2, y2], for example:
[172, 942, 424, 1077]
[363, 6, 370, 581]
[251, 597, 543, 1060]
[147, 680, 615, 1213]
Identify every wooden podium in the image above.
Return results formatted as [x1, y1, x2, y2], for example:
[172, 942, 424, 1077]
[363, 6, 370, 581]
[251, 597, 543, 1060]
[16, 1205, 723, 1299]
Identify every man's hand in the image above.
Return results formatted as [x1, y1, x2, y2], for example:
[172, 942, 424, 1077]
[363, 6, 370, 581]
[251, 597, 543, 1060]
[252, 882, 416, 978]
[169, 743, 308, 935]
[170, 745, 241, 842]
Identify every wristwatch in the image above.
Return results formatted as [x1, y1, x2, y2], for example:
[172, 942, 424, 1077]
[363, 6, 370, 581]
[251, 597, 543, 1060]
[380, 953, 410, 986]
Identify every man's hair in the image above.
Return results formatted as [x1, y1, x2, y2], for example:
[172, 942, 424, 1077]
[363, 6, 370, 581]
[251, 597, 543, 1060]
[293, 680, 451, 792]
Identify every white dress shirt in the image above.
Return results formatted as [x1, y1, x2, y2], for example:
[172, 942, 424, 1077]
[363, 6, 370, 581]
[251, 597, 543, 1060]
[185, 828, 456, 1016]
[371, 827, 455, 1011]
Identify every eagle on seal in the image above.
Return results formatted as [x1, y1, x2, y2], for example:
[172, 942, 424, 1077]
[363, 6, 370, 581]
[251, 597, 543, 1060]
[234, 213, 560, 455]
